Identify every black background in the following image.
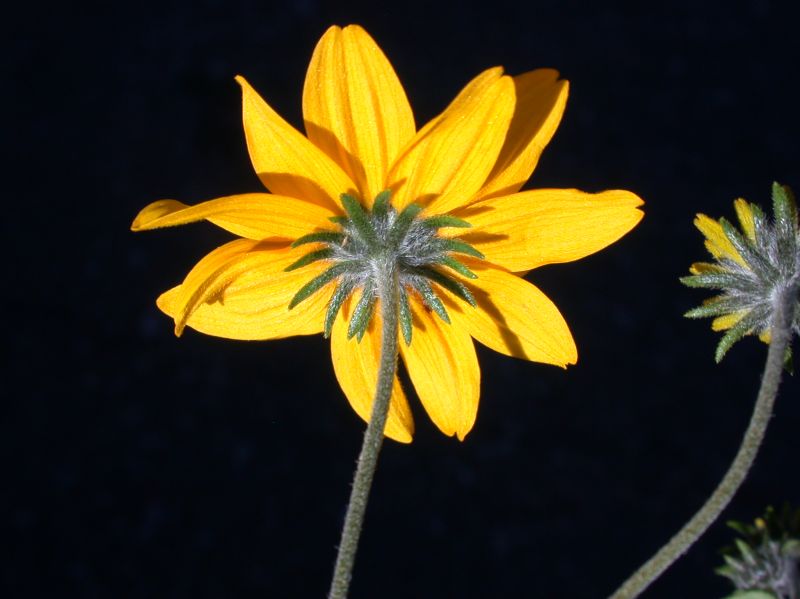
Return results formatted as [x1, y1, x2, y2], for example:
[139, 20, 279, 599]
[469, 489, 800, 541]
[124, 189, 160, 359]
[5, 0, 800, 597]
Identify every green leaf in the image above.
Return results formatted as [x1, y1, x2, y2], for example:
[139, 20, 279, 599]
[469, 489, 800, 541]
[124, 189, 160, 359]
[715, 311, 759, 362]
[288, 262, 351, 309]
[680, 272, 745, 289]
[415, 278, 450, 324]
[389, 203, 423, 246]
[323, 279, 355, 338]
[720, 218, 777, 278]
[284, 248, 333, 271]
[291, 231, 345, 248]
[684, 297, 741, 319]
[422, 215, 472, 229]
[347, 281, 376, 340]
[418, 266, 477, 307]
[372, 190, 392, 217]
[438, 238, 485, 259]
[341, 193, 378, 247]
[439, 255, 478, 279]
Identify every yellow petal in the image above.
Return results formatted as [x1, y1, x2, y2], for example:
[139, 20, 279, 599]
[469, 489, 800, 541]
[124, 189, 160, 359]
[330, 295, 414, 443]
[303, 25, 415, 204]
[387, 69, 516, 214]
[455, 188, 644, 272]
[477, 70, 569, 200]
[236, 75, 355, 211]
[446, 264, 577, 366]
[131, 194, 336, 240]
[400, 295, 480, 440]
[733, 198, 756, 242]
[158, 241, 332, 340]
[712, 311, 746, 332]
[694, 214, 746, 266]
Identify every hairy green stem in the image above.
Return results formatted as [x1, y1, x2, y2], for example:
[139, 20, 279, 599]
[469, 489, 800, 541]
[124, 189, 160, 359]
[328, 258, 400, 599]
[610, 279, 798, 599]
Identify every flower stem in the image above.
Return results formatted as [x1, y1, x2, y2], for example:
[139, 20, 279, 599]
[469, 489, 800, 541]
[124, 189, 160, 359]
[328, 258, 400, 599]
[609, 279, 798, 599]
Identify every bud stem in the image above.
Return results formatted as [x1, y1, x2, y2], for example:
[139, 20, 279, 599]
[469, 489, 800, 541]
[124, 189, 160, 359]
[328, 257, 400, 599]
[609, 277, 799, 599]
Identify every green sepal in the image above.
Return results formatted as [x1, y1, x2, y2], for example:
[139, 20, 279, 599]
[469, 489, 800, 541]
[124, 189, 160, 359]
[329, 215, 348, 225]
[715, 312, 759, 362]
[684, 296, 741, 319]
[439, 238, 485, 259]
[288, 262, 351, 309]
[372, 190, 392, 218]
[422, 215, 472, 229]
[347, 281, 376, 340]
[418, 266, 477, 307]
[399, 285, 412, 345]
[771, 182, 798, 265]
[734, 538, 758, 564]
[323, 279, 355, 338]
[438, 255, 478, 279]
[772, 182, 798, 229]
[284, 248, 333, 272]
[340, 193, 378, 247]
[680, 272, 746, 289]
[389, 203, 423, 246]
[291, 231, 345, 248]
[415, 278, 450, 324]
[720, 218, 777, 278]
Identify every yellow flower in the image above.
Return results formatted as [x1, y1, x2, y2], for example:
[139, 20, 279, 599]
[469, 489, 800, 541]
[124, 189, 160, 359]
[132, 24, 644, 443]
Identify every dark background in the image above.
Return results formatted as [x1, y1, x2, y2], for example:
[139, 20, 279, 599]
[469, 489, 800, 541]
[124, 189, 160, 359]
[5, 0, 799, 597]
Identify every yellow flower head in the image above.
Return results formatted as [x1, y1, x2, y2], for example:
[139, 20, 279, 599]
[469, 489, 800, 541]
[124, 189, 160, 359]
[132, 24, 644, 443]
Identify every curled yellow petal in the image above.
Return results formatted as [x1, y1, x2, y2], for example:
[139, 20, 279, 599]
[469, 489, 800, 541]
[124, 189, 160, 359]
[131, 194, 336, 240]
[455, 188, 644, 272]
[330, 296, 414, 443]
[400, 295, 480, 440]
[694, 214, 746, 267]
[303, 24, 415, 204]
[447, 264, 577, 367]
[388, 69, 515, 214]
[236, 75, 355, 211]
[158, 242, 332, 340]
[478, 70, 569, 200]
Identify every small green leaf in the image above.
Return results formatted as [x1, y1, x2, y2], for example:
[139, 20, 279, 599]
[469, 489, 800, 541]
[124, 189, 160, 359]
[372, 190, 392, 217]
[720, 218, 777, 278]
[422, 215, 472, 229]
[288, 262, 351, 309]
[341, 193, 378, 247]
[347, 281, 376, 340]
[680, 272, 746, 289]
[291, 231, 345, 248]
[389, 203, 423, 246]
[438, 238, 485, 259]
[419, 266, 477, 307]
[439, 255, 478, 279]
[715, 312, 759, 362]
[323, 279, 355, 338]
[284, 248, 333, 271]
[415, 278, 450, 324]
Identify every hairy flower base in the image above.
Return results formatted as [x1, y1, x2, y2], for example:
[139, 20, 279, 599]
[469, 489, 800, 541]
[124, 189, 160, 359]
[288, 190, 482, 344]
[682, 183, 800, 362]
